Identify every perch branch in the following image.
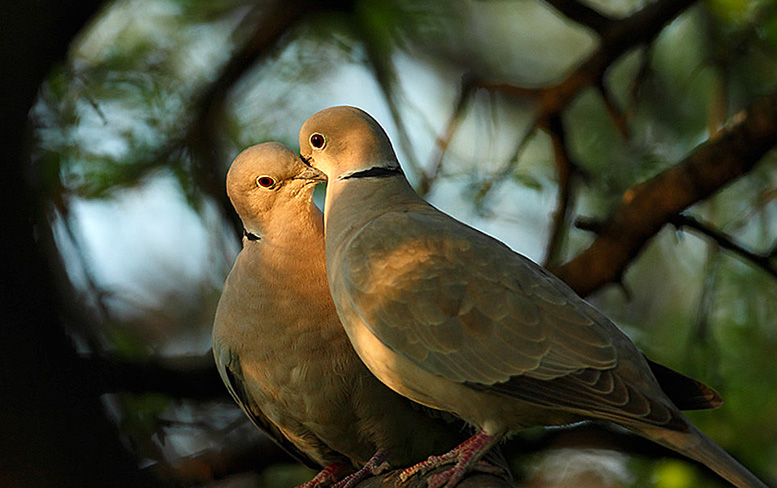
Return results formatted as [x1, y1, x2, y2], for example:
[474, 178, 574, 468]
[553, 93, 777, 296]
[356, 469, 511, 488]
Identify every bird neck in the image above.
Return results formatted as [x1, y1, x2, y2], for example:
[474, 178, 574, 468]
[323, 174, 424, 263]
[247, 199, 324, 249]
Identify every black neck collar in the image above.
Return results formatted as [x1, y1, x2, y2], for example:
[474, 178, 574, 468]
[340, 166, 403, 180]
[243, 229, 261, 241]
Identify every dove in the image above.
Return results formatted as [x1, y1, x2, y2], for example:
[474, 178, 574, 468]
[297, 105, 769, 488]
[212, 142, 502, 488]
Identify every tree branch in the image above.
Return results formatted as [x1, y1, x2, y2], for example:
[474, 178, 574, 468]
[185, 0, 318, 238]
[1, 0, 161, 484]
[670, 213, 777, 279]
[472, 0, 696, 203]
[357, 469, 511, 488]
[541, 0, 615, 36]
[597, 80, 630, 139]
[553, 93, 777, 296]
[146, 437, 297, 485]
[77, 353, 229, 399]
[479, 0, 697, 121]
[543, 113, 578, 268]
[418, 78, 475, 196]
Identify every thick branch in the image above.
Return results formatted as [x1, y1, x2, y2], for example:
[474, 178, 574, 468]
[78, 353, 228, 400]
[553, 93, 777, 296]
[357, 469, 511, 488]
[1, 0, 160, 484]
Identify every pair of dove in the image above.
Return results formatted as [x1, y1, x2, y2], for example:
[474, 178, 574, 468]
[214, 106, 769, 488]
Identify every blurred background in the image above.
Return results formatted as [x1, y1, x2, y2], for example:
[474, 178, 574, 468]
[3, 0, 777, 487]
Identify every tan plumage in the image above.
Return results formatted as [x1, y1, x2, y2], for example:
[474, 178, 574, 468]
[212, 142, 476, 485]
[297, 106, 769, 488]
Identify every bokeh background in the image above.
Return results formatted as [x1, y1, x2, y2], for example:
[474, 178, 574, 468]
[3, 0, 777, 487]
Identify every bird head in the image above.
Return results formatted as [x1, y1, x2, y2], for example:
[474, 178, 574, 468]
[226, 142, 325, 238]
[298, 106, 402, 181]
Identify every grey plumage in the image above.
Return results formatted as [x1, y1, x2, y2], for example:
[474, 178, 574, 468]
[212, 142, 481, 484]
[297, 106, 768, 488]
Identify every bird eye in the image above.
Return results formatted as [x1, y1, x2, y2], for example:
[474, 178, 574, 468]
[256, 176, 276, 188]
[310, 133, 326, 149]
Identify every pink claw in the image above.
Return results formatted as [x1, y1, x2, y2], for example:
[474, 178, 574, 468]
[332, 448, 392, 488]
[297, 462, 351, 488]
[399, 432, 500, 488]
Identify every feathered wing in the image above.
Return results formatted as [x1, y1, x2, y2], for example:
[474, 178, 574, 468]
[213, 346, 320, 469]
[341, 210, 686, 428]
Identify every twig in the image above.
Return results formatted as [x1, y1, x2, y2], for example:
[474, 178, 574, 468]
[479, 0, 697, 120]
[473, 0, 696, 204]
[683, 243, 724, 384]
[358, 27, 423, 178]
[473, 118, 540, 205]
[543, 113, 578, 268]
[670, 213, 777, 279]
[187, 0, 317, 238]
[553, 92, 777, 296]
[628, 46, 654, 110]
[597, 79, 630, 139]
[418, 78, 475, 196]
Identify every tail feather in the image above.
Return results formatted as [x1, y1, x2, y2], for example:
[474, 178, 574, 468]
[632, 421, 770, 488]
[645, 357, 723, 410]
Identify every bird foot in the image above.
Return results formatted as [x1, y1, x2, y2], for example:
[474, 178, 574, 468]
[332, 448, 392, 488]
[398, 432, 501, 488]
[425, 460, 507, 488]
[297, 463, 351, 488]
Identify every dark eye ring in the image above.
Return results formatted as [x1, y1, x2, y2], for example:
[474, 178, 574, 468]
[310, 133, 326, 149]
[256, 176, 276, 188]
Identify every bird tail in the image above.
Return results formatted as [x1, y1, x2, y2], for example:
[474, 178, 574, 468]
[632, 421, 770, 488]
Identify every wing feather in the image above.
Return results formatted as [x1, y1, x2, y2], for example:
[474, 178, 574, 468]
[341, 210, 690, 428]
[343, 210, 616, 386]
[214, 347, 320, 468]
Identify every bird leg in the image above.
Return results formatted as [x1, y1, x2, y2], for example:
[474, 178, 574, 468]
[398, 432, 501, 488]
[332, 448, 392, 488]
[297, 463, 351, 488]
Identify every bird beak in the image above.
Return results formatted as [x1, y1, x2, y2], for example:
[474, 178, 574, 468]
[295, 160, 327, 182]
[297, 154, 327, 181]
